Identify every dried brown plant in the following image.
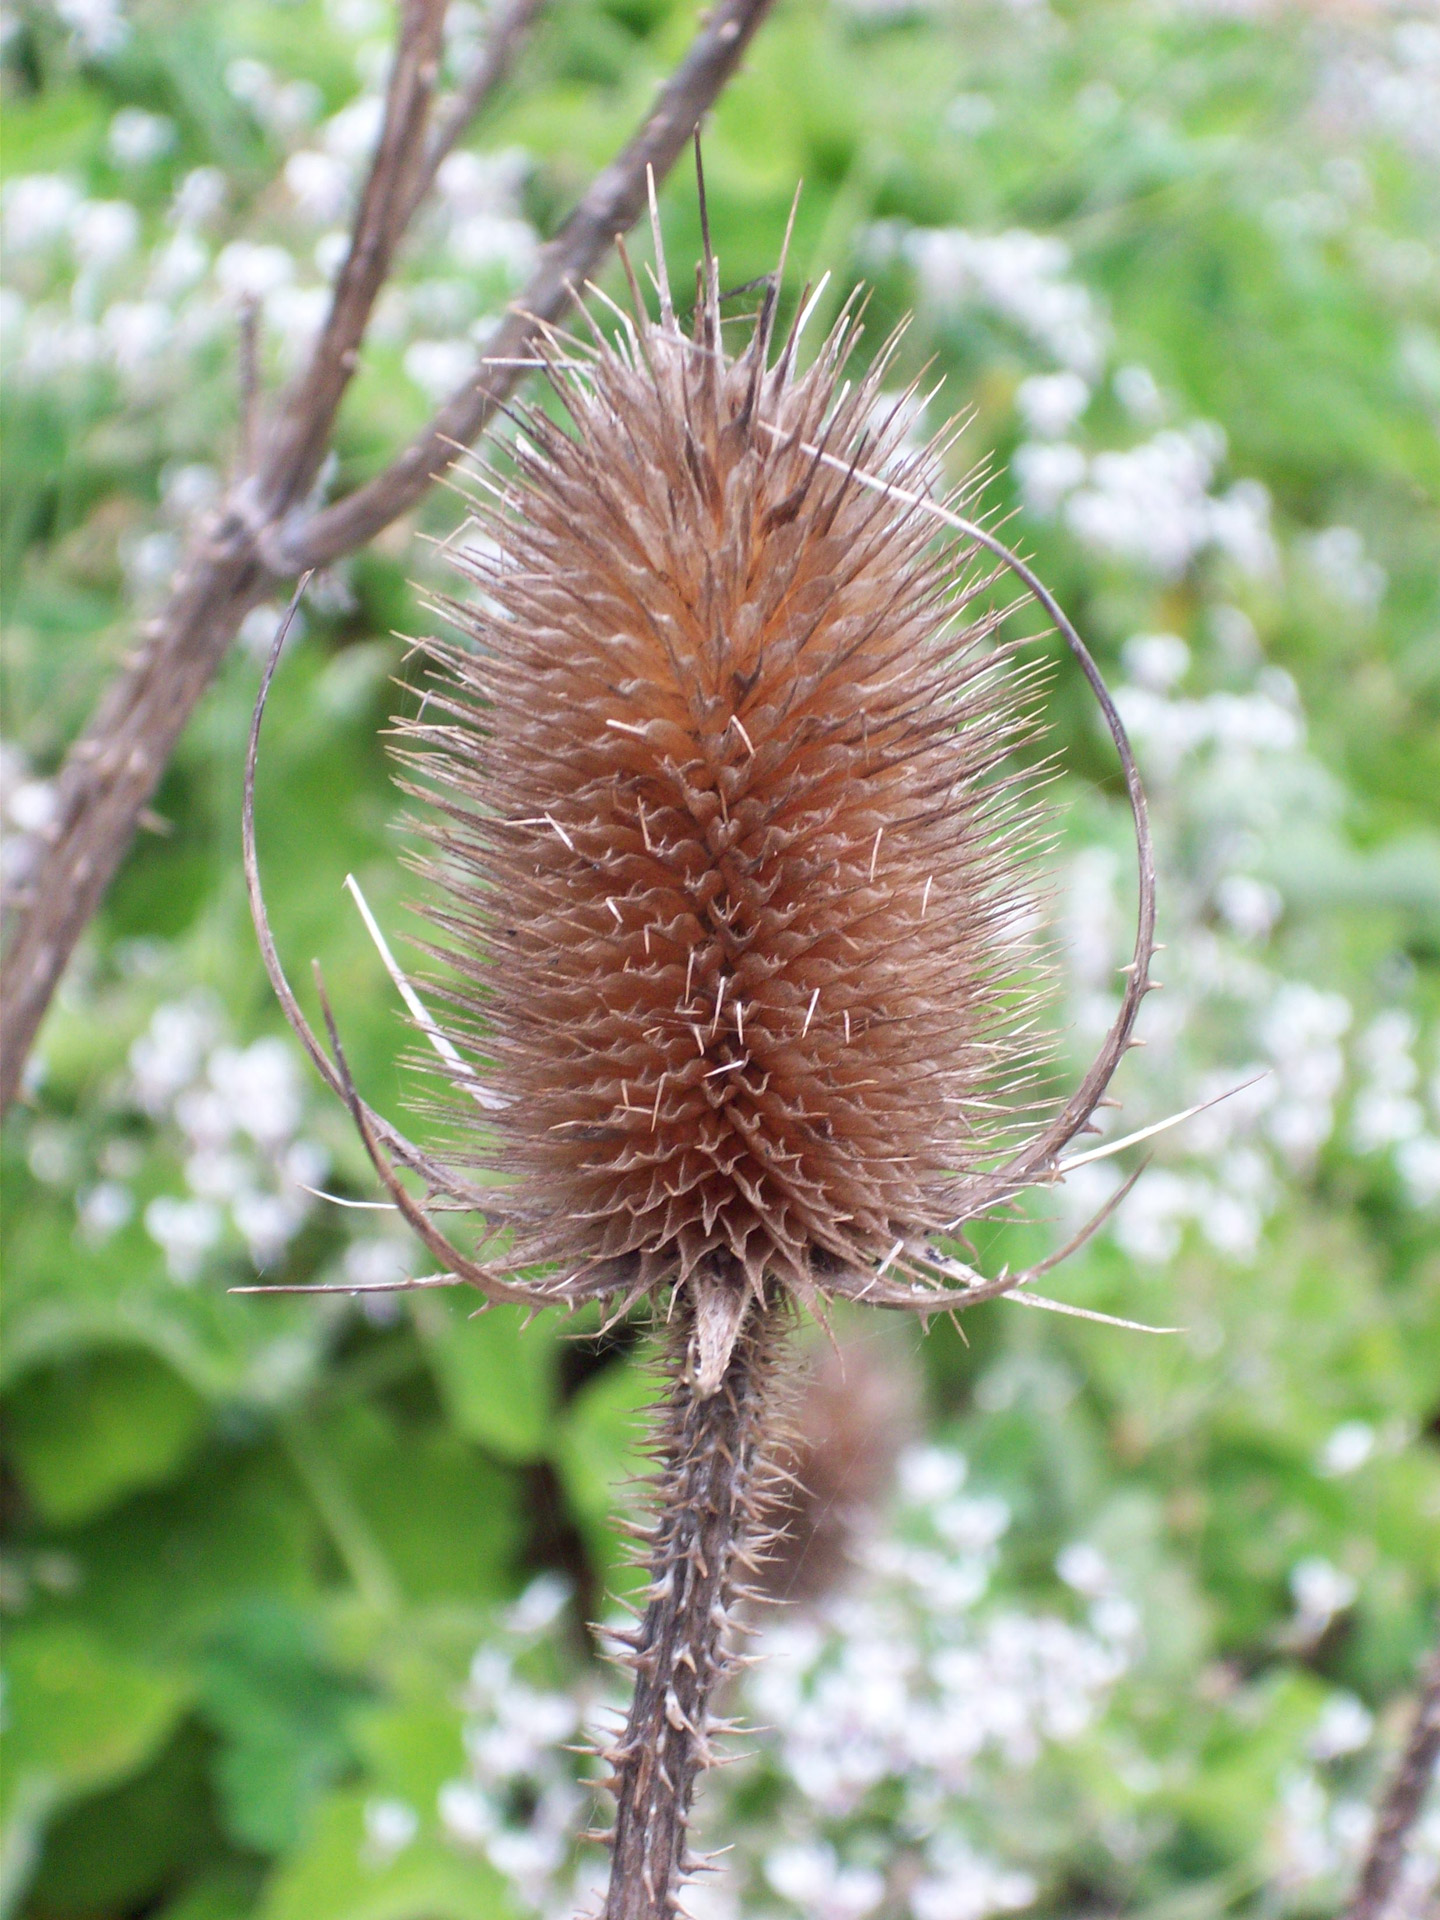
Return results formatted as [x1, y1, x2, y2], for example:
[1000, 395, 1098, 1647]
[242, 160, 1158, 1920]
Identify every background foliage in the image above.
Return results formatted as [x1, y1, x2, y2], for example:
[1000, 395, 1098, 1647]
[2, 0, 1438, 1916]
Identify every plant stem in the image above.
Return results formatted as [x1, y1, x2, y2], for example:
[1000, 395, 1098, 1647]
[1344, 1639, 1440, 1920]
[601, 1290, 782, 1920]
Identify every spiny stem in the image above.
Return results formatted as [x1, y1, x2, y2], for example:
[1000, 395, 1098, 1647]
[601, 1289, 783, 1920]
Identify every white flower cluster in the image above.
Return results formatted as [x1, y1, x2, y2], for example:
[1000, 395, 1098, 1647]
[0, 7, 538, 495]
[870, 220, 1277, 581]
[127, 996, 328, 1279]
[1272, 1728, 1439, 1920]
[48, 0, 128, 58]
[866, 223, 1107, 377]
[697, 1450, 1137, 1920]
[441, 1449, 1139, 1920]
[436, 1576, 597, 1915]
[1055, 633, 1439, 1266]
[1018, 421, 1278, 581]
[0, 741, 60, 901]
[1318, 16, 1440, 167]
[1349, 1010, 1440, 1205]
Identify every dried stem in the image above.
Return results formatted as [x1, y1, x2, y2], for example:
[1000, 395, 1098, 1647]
[601, 1291, 785, 1920]
[270, 0, 776, 571]
[0, 0, 776, 1117]
[413, 0, 547, 215]
[1343, 1640, 1440, 1920]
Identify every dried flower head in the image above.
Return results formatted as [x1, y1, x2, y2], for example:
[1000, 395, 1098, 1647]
[402, 258, 1060, 1379]
[245, 174, 1155, 1381]
[244, 165, 1157, 1920]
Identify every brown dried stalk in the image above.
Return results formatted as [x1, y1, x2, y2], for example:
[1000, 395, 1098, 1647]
[598, 1293, 788, 1919]
[0, 0, 778, 1115]
[237, 172, 1160, 1919]
[1344, 1640, 1440, 1920]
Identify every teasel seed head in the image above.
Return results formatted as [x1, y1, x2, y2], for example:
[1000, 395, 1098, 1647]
[398, 234, 1065, 1388]
[245, 183, 1155, 1379]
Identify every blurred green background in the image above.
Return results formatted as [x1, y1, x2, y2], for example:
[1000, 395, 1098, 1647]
[2, 0, 1438, 1916]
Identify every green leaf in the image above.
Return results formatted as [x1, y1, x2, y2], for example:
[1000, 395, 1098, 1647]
[0, 1624, 191, 1914]
[258, 1792, 519, 1920]
[316, 1405, 526, 1609]
[156, 1862, 265, 1920]
[260, 1683, 519, 1920]
[26, 1442, 319, 1660]
[552, 1354, 656, 1598]
[416, 1300, 559, 1464]
[199, 1600, 368, 1855]
[4, 1345, 209, 1524]
[26, 1719, 226, 1920]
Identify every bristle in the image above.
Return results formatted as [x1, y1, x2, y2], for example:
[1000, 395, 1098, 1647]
[400, 243, 1051, 1364]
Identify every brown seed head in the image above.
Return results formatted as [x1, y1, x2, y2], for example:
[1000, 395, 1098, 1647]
[399, 240, 1053, 1353]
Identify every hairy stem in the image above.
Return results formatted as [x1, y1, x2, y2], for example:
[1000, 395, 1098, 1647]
[602, 1292, 783, 1920]
[1343, 1640, 1440, 1920]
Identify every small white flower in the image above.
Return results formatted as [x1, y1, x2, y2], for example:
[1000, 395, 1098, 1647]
[285, 149, 353, 224]
[215, 240, 295, 302]
[232, 1190, 305, 1268]
[54, 0, 128, 56]
[1055, 1542, 1109, 1597]
[343, 1236, 411, 1289]
[1289, 1557, 1357, 1637]
[403, 337, 475, 402]
[437, 1780, 493, 1846]
[6, 779, 58, 835]
[208, 1037, 302, 1147]
[1215, 873, 1282, 942]
[1113, 361, 1163, 423]
[1309, 1692, 1374, 1761]
[362, 1797, 418, 1864]
[1012, 440, 1086, 515]
[108, 108, 176, 168]
[129, 998, 221, 1115]
[77, 1181, 134, 1244]
[71, 199, 139, 270]
[447, 212, 537, 279]
[170, 168, 226, 230]
[1122, 631, 1190, 692]
[144, 1195, 223, 1284]
[507, 1573, 571, 1635]
[103, 300, 172, 376]
[898, 1446, 967, 1507]
[1396, 1133, 1440, 1207]
[1302, 525, 1386, 612]
[161, 462, 221, 521]
[27, 1121, 76, 1186]
[435, 146, 529, 214]
[1015, 370, 1089, 438]
[322, 95, 385, 166]
[2, 175, 81, 251]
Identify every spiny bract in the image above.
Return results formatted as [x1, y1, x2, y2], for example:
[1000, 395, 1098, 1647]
[402, 237, 1051, 1380]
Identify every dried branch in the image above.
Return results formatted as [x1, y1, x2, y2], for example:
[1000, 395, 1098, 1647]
[273, 0, 778, 571]
[412, 0, 547, 215]
[255, 0, 448, 518]
[0, 0, 776, 1117]
[0, 0, 448, 1110]
[1344, 1641, 1440, 1920]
